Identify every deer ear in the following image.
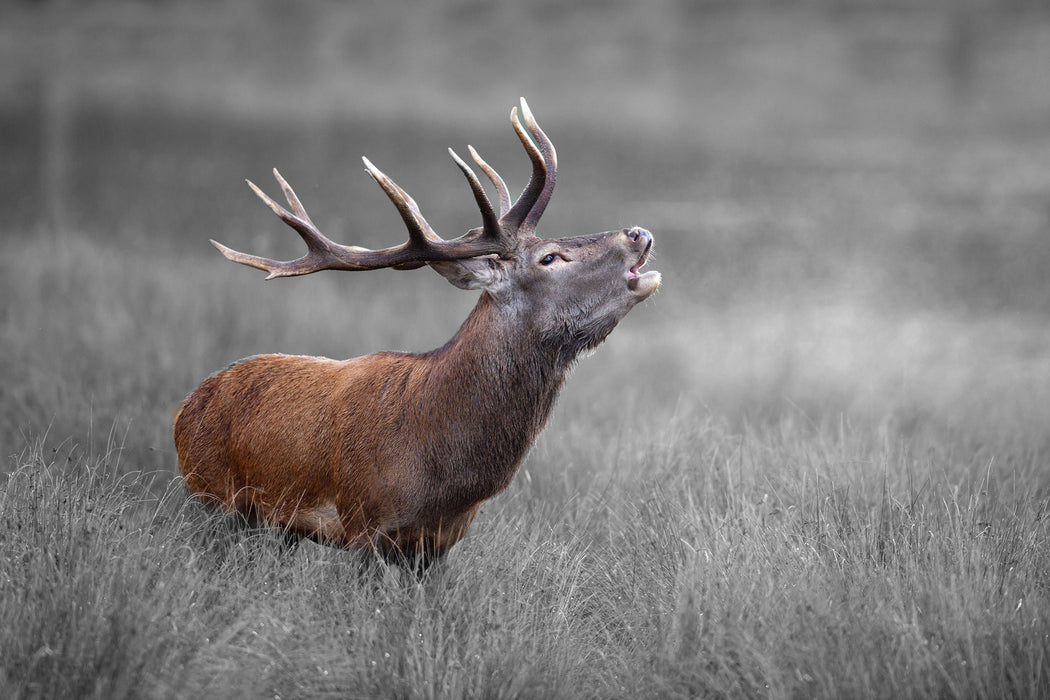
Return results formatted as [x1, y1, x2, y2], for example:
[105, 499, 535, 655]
[429, 258, 506, 292]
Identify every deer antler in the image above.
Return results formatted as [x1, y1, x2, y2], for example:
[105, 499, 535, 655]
[213, 162, 514, 278]
[212, 98, 557, 278]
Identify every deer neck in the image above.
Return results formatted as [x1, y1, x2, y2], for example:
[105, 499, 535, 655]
[437, 291, 569, 428]
[417, 292, 569, 496]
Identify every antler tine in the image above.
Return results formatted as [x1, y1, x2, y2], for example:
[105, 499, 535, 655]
[209, 238, 291, 280]
[361, 157, 442, 248]
[517, 98, 557, 232]
[467, 145, 511, 217]
[448, 148, 503, 245]
[272, 168, 315, 225]
[501, 97, 554, 234]
[501, 103, 547, 234]
[246, 174, 320, 247]
[214, 173, 350, 279]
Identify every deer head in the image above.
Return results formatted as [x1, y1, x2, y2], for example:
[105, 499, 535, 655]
[175, 99, 660, 564]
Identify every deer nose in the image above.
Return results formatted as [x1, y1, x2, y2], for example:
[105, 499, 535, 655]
[625, 227, 651, 244]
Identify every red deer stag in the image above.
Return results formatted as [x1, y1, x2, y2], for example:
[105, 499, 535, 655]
[174, 99, 660, 562]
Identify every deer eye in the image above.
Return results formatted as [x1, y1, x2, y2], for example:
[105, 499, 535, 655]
[539, 253, 559, 266]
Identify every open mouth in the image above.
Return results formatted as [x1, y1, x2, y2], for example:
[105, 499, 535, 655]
[626, 236, 660, 295]
[629, 236, 652, 277]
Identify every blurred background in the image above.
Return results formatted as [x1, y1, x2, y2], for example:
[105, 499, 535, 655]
[2, 0, 1049, 472]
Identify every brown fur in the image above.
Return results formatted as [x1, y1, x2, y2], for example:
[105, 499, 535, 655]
[175, 292, 569, 557]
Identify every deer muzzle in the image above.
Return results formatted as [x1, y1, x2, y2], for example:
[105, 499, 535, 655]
[625, 228, 661, 297]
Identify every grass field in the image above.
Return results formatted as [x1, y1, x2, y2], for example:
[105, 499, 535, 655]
[2, 3, 1050, 698]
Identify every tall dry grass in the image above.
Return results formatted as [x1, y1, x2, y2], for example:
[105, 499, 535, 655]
[2, 395, 1047, 698]
[2, 221, 1049, 698]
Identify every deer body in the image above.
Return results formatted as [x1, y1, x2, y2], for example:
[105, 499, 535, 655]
[174, 100, 660, 559]
[176, 295, 568, 553]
